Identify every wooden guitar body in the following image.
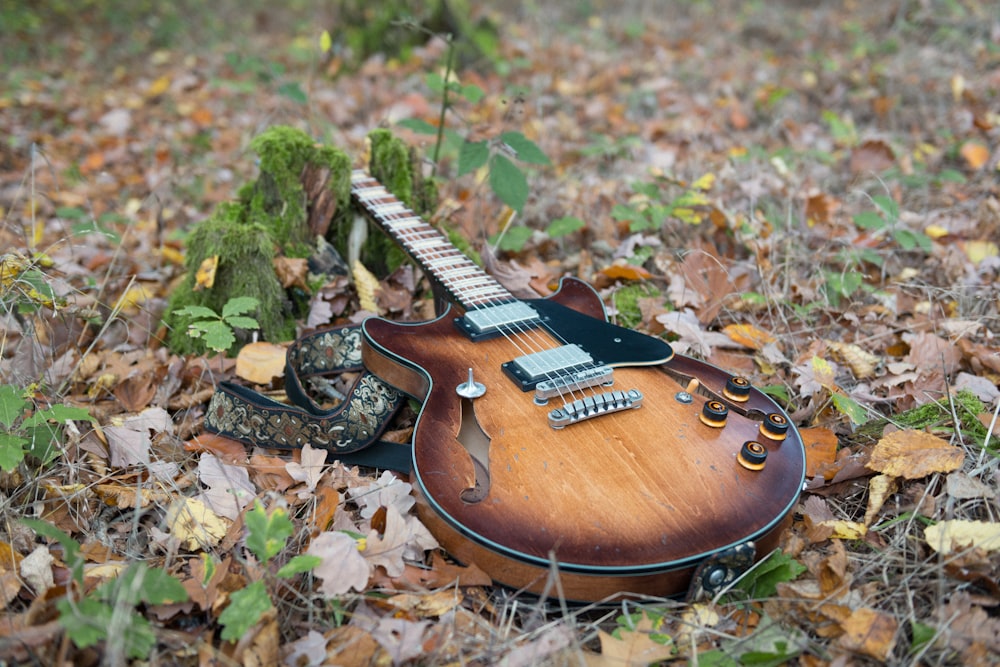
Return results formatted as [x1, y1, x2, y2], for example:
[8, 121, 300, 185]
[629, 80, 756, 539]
[353, 171, 805, 601]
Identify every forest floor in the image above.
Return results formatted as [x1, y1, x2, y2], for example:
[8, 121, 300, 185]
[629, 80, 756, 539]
[1, 1, 999, 665]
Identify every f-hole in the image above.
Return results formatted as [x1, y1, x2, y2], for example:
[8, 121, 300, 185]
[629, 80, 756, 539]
[457, 398, 491, 503]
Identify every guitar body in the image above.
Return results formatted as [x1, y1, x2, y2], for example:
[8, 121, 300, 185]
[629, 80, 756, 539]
[362, 277, 805, 601]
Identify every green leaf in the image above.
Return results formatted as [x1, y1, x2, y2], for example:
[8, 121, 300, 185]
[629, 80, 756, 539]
[461, 83, 484, 103]
[492, 225, 533, 252]
[489, 154, 528, 212]
[610, 203, 643, 222]
[397, 118, 438, 135]
[697, 650, 740, 667]
[499, 131, 550, 165]
[221, 296, 260, 319]
[734, 551, 807, 598]
[198, 321, 236, 353]
[277, 81, 307, 105]
[245, 500, 294, 564]
[457, 140, 489, 177]
[223, 315, 260, 331]
[57, 596, 112, 649]
[131, 565, 189, 605]
[277, 554, 322, 578]
[219, 581, 273, 642]
[319, 30, 332, 53]
[0, 433, 28, 471]
[910, 620, 936, 654]
[546, 216, 585, 238]
[872, 195, 898, 220]
[174, 305, 219, 321]
[831, 393, 868, 425]
[0, 385, 28, 428]
[23, 404, 92, 427]
[852, 210, 884, 230]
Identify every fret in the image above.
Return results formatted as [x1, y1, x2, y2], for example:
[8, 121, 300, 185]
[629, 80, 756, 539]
[350, 169, 516, 309]
[406, 237, 448, 251]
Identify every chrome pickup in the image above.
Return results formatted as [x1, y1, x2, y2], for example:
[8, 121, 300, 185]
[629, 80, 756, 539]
[534, 365, 614, 402]
[503, 344, 593, 390]
[548, 389, 643, 429]
[457, 302, 540, 339]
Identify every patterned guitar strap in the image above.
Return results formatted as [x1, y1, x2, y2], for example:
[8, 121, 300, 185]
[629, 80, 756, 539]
[204, 325, 409, 472]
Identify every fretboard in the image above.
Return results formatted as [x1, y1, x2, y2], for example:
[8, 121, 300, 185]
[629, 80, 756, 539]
[350, 170, 514, 311]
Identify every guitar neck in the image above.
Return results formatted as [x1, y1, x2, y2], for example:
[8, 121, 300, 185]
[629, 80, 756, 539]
[350, 170, 515, 311]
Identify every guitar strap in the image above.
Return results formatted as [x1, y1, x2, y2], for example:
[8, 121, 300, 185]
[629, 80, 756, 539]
[203, 325, 410, 472]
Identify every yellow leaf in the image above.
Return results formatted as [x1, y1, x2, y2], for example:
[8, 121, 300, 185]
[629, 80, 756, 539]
[867, 429, 965, 479]
[863, 474, 898, 526]
[161, 246, 185, 265]
[823, 519, 867, 540]
[963, 240, 998, 264]
[828, 341, 880, 380]
[194, 255, 218, 291]
[810, 355, 836, 390]
[235, 341, 287, 384]
[691, 172, 715, 191]
[147, 75, 171, 98]
[723, 323, 775, 350]
[924, 520, 1000, 554]
[924, 223, 949, 239]
[114, 284, 152, 314]
[320, 30, 332, 54]
[353, 260, 380, 313]
[166, 497, 229, 550]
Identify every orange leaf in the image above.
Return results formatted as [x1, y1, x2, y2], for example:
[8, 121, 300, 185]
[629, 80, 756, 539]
[805, 192, 838, 224]
[190, 107, 213, 126]
[722, 322, 775, 350]
[800, 426, 839, 478]
[183, 432, 248, 464]
[235, 341, 287, 384]
[959, 141, 990, 170]
[867, 429, 965, 479]
[837, 607, 899, 661]
[600, 264, 652, 281]
[81, 151, 105, 173]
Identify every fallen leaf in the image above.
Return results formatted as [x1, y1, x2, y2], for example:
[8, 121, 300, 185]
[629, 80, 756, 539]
[184, 432, 248, 464]
[850, 139, 895, 174]
[193, 255, 218, 291]
[234, 341, 286, 384]
[504, 624, 574, 667]
[284, 630, 327, 667]
[273, 256, 309, 290]
[863, 474, 898, 526]
[867, 429, 965, 479]
[962, 240, 999, 264]
[286, 443, 327, 499]
[960, 141, 990, 170]
[592, 612, 675, 666]
[104, 406, 173, 467]
[924, 520, 1000, 554]
[362, 506, 411, 577]
[722, 322, 775, 350]
[353, 260, 381, 314]
[196, 453, 255, 520]
[800, 426, 839, 478]
[600, 264, 652, 281]
[19, 546, 54, 595]
[308, 531, 369, 596]
[828, 341, 880, 380]
[166, 496, 230, 550]
[836, 607, 899, 661]
[805, 192, 838, 224]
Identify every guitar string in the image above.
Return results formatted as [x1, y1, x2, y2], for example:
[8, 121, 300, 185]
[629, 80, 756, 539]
[355, 181, 598, 407]
[353, 178, 600, 408]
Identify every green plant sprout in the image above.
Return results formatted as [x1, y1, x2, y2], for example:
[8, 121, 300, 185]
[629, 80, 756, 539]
[0, 384, 92, 472]
[173, 296, 261, 355]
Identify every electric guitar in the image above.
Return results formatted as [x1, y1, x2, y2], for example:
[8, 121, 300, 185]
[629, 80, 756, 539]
[351, 170, 805, 601]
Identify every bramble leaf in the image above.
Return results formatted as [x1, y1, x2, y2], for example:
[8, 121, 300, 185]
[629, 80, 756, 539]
[489, 154, 528, 212]
[219, 581, 273, 642]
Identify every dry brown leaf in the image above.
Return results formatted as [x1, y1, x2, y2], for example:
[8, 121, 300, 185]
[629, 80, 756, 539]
[828, 341, 880, 380]
[850, 139, 895, 174]
[235, 341, 286, 384]
[386, 590, 461, 618]
[272, 256, 309, 290]
[836, 607, 899, 661]
[867, 429, 965, 479]
[600, 264, 652, 281]
[805, 192, 838, 224]
[183, 432, 248, 464]
[589, 612, 676, 666]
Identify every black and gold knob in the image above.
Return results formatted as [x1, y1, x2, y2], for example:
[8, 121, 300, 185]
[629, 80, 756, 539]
[699, 400, 729, 428]
[759, 413, 789, 441]
[738, 441, 768, 470]
[723, 376, 751, 402]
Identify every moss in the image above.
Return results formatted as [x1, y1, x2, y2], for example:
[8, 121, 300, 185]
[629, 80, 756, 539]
[164, 205, 295, 355]
[613, 283, 663, 329]
[852, 389, 996, 450]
